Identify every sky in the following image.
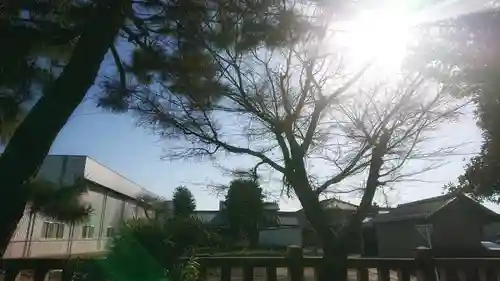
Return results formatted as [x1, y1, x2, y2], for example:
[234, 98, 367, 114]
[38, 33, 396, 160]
[48, 95, 484, 212]
[46, 0, 498, 212]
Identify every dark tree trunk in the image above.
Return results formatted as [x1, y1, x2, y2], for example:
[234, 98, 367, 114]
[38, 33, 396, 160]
[289, 172, 346, 281]
[0, 0, 127, 255]
[320, 242, 349, 281]
[286, 131, 389, 281]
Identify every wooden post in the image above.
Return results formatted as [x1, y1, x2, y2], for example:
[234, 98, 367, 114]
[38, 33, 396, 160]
[286, 245, 304, 281]
[357, 268, 369, 281]
[243, 265, 254, 281]
[221, 265, 231, 281]
[61, 267, 75, 281]
[415, 246, 437, 281]
[377, 267, 391, 281]
[266, 266, 277, 281]
[3, 268, 20, 281]
[397, 268, 411, 281]
[34, 267, 49, 281]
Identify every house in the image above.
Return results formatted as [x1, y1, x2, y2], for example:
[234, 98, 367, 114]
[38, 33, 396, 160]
[3, 155, 165, 259]
[193, 201, 302, 247]
[297, 198, 360, 248]
[367, 193, 500, 257]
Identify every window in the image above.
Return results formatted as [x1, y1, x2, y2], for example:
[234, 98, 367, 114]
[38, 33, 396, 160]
[56, 224, 65, 238]
[81, 225, 95, 239]
[106, 226, 115, 237]
[42, 222, 65, 239]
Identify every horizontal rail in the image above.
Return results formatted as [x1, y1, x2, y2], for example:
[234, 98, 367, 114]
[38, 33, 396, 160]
[192, 256, 418, 270]
[3, 251, 500, 281]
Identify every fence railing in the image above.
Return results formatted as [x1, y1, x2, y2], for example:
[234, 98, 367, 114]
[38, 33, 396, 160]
[1, 247, 500, 281]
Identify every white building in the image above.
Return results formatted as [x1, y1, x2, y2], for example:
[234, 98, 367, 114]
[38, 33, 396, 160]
[3, 155, 164, 259]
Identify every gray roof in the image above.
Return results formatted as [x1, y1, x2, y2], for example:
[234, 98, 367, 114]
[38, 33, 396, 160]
[320, 198, 358, 210]
[370, 193, 499, 224]
[37, 155, 158, 201]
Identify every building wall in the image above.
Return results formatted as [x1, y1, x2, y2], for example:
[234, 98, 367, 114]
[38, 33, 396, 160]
[70, 186, 105, 254]
[483, 222, 500, 242]
[375, 220, 428, 257]
[259, 227, 302, 247]
[2, 155, 156, 259]
[431, 198, 485, 254]
[375, 198, 490, 257]
[100, 193, 126, 249]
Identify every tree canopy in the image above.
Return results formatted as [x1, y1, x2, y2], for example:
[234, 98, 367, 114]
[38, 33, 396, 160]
[23, 177, 92, 223]
[172, 186, 196, 217]
[96, 2, 463, 279]
[0, 1, 469, 280]
[0, 0, 317, 255]
[408, 10, 500, 202]
[222, 178, 266, 246]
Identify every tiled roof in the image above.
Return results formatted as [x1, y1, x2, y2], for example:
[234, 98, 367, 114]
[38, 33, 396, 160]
[372, 194, 456, 223]
[370, 193, 500, 224]
[319, 198, 358, 210]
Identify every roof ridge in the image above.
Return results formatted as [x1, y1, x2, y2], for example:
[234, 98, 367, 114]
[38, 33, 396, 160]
[320, 197, 358, 207]
[397, 193, 457, 207]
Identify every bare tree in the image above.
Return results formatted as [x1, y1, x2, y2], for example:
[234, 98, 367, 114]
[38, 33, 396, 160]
[105, 10, 463, 280]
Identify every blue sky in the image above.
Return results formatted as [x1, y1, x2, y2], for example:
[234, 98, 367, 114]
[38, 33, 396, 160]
[47, 80, 485, 212]
[47, 0, 498, 212]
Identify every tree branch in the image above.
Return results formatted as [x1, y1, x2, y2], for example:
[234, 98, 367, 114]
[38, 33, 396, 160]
[110, 43, 127, 92]
[301, 62, 372, 155]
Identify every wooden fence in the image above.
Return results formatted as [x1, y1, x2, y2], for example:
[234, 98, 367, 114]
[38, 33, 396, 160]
[1, 247, 500, 281]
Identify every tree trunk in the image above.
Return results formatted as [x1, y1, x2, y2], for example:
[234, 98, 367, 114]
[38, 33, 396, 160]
[0, 0, 127, 255]
[320, 241, 349, 281]
[290, 175, 346, 281]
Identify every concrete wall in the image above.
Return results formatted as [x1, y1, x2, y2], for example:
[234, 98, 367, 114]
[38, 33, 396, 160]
[2, 155, 157, 259]
[259, 227, 302, 247]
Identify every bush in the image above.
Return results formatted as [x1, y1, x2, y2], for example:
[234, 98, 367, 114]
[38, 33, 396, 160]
[102, 216, 216, 281]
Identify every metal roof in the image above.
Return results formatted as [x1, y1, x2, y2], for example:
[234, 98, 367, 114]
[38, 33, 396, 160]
[38, 155, 158, 201]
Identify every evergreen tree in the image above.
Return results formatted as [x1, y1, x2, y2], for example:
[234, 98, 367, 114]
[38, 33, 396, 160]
[172, 186, 196, 217]
[408, 10, 500, 202]
[96, 3, 462, 279]
[222, 179, 265, 247]
[0, 0, 309, 255]
[21, 177, 92, 254]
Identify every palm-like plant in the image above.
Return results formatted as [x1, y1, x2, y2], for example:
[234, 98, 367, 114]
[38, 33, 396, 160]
[24, 178, 92, 222]
[21, 178, 93, 255]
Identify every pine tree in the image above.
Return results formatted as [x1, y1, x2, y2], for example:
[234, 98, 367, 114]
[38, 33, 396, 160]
[0, 0, 313, 255]
[172, 186, 196, 217]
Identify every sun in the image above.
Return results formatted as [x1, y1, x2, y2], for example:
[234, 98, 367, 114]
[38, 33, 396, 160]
[334, 9, 414, 74]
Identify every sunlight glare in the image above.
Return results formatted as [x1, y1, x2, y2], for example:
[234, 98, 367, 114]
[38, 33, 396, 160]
[335, 9, 414, 74]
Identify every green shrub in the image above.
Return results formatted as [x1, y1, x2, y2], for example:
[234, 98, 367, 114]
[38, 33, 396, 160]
[101, 216, 214, 281]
